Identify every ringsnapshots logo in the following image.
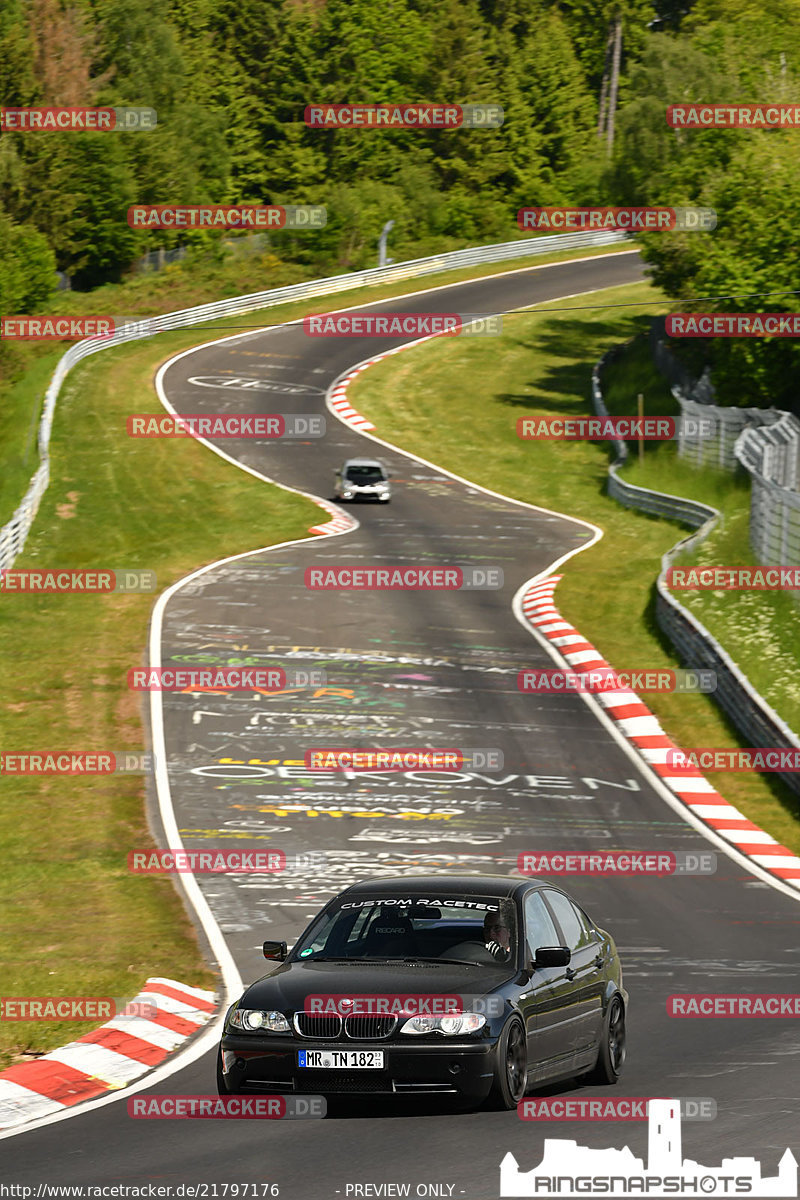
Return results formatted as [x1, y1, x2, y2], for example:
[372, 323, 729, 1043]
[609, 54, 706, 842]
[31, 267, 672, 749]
[517, 207, 716, 232]
[667, 565, 800, 591]
[0, 569, 156, 593]
[127, 414, 325, 438]
[128, 205, 326, 229]
[518, 667, 717, 694]
[128, 1095, 326, 1119]
[0, 996, 158, 1021]
[303, 313, 502, 337]
[1, 752, 152, 776]
[0, 107, 156, 131]
[666, 313, 800, 337]
[303, 748, 504, 772]
[667, 102, 800, 128]
[516, 415, 714, 441]
[518, 851, 716, 876]
[128, 666, 325, 691]
[303, 103, 504, 129]
[500, 1098, 797, 1198]
[304, 565, 503, 589]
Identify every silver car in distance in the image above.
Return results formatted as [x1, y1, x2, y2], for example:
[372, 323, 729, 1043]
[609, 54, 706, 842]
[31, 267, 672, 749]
[334, 457, 392, 503]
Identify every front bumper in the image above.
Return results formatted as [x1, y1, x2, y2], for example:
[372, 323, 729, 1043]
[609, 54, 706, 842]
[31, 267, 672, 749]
[220, 1034, 496, 1098]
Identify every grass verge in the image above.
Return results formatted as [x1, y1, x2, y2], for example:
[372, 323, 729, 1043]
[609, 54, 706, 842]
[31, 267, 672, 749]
[349, 282, 800, 854]
[0, 331, 319, 1070]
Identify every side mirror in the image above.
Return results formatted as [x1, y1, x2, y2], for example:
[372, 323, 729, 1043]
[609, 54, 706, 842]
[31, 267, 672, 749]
[263, 940, 288, 961]
[533, 946, 571, 968]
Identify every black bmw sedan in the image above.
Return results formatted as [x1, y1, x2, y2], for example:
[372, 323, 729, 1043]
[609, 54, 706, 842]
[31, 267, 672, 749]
[216, 874, 628, 1109]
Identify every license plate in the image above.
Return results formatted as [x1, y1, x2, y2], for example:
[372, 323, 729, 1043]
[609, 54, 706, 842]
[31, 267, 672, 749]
[298, 1049, 385, 1069]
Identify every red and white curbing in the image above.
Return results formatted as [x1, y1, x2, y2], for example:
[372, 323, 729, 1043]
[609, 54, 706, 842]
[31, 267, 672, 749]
[328, 369, 376, 432]
[326, 345, 410, 434]
[0, 977, 216, 1130]
[308, 497, 358, 537]
[521, 576, 800, 887]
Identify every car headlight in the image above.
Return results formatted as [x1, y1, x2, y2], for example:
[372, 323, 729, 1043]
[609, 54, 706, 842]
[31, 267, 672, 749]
[342, 489, 353, 498]
[229, 1008, 290, 1033]
[399, 1013, 486, 1036]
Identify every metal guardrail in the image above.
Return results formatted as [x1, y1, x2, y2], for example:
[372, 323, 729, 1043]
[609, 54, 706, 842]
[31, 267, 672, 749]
[0, 227, 627, 574]
[735, 413, 800, 565]
[650, 317, 800, 571]
[592, 348, 800, 794]
[649, 316, 783, 472]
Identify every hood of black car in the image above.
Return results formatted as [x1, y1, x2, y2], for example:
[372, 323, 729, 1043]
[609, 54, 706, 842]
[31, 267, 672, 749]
[239, 959, 512, 1012]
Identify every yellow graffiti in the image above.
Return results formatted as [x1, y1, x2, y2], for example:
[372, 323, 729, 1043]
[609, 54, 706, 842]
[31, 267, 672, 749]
[247, 805, 455, 821]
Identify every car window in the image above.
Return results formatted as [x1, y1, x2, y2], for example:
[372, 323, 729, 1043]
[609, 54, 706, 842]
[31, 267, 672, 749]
[292, 894, 517, 963]
[346, 465, 385, 482]
[541, 889, 593, 952]
[524, 891, 560, 956]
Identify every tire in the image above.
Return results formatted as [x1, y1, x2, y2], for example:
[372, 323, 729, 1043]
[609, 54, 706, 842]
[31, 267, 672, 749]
[586, 995, 626, 1085]
[488, 1018, 527, 1109]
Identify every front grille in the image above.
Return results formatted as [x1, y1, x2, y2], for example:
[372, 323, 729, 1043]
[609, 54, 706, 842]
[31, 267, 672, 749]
[294, 1012, 341, 1039]
[296, 1072, 394, 1093]
[344, 1014, 397, 1040]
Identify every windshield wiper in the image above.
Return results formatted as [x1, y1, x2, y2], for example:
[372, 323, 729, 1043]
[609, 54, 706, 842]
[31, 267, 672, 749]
[297, 955, 354, 962]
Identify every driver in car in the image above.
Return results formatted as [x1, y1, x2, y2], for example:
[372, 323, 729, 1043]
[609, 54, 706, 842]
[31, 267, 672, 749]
[483, 904, 513, 962]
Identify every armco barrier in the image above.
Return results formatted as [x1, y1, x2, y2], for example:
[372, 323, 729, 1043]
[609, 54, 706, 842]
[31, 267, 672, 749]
[649, 316, 800, 571]
[0, 228, 627, 574]
[649, 316, 783, 472]
[736, 413, 800, 564]
[592, 348, 800, 796]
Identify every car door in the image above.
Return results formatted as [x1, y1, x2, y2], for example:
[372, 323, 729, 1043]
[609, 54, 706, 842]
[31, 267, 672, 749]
[520, 889, 577, 1081]
[540, 889, 605, 1062]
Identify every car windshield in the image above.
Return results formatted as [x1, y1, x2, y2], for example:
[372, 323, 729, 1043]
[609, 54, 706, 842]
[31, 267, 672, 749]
[346, 465, 385, 482]
[292, 894, 517, 964]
